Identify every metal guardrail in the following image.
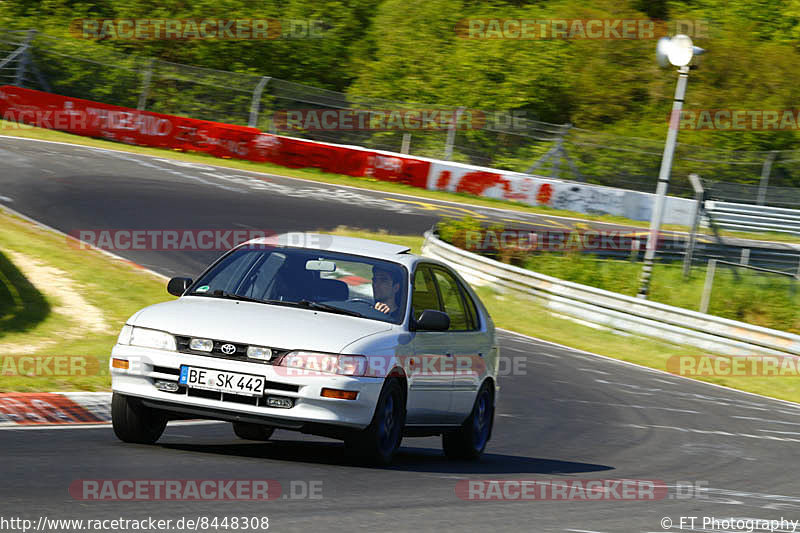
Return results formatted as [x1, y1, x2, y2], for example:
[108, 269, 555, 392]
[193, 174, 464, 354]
[422, 231, 800, 357]
[705, 201, 800, 236]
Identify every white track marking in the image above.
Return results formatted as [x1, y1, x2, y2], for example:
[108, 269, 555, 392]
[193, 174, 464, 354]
[0, 420, 224, 431]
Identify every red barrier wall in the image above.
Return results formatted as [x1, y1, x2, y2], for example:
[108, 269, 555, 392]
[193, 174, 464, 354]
[0, 86, 430, 188]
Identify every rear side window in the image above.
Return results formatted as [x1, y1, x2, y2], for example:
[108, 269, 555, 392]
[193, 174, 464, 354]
[461, 284, 480, 330]
[431, 268, 470, 331]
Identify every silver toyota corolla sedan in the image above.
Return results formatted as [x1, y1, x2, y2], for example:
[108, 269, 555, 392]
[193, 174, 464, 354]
[110, 233, 499, 464]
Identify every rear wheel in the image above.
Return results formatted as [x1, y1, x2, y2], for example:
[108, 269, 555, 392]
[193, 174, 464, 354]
[345, 379, 405, 465]
[443, 381, 494, 460]
[232, 422, 275, 441]
[111, 393, 167, 444]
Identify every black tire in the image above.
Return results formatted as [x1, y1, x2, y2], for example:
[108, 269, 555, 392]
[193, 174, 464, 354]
[232, 422, 275, 441]
[111, 393, 167, 444]
[443, 380, 494, 460]
[345, 379, 405, 465]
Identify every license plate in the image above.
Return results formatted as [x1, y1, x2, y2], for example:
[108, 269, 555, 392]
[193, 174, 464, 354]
[179, 366, 265, 397]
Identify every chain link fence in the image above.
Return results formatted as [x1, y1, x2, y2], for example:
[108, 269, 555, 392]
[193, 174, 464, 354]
[1, 28, 798, 207]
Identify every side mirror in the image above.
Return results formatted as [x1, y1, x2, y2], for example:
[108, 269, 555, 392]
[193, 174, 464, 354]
[414, 309, 450, 331]
[167, 277, 193, 297]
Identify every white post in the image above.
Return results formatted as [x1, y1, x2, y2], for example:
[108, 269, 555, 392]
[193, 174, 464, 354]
[637, 64, 690, 299]
[444, 107, 463, 160]
[137, 58, 154, 111]
[740, 248, 750, 266]
[700, 259, 717, 314]
[248, 76, 271, 128]
[401, 133, 411, 154]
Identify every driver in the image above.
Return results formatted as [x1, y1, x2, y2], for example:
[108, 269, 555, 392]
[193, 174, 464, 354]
[371, 265, 401, 316]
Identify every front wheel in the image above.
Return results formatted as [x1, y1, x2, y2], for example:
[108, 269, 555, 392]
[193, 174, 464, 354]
[111, 393, 167, 444]
[345, 379, 405, 465]
[232, 422, 275, 441]
[443, 381, 494, 460]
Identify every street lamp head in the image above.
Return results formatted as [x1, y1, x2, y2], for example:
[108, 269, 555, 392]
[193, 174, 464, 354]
[656, 34, 696, 67]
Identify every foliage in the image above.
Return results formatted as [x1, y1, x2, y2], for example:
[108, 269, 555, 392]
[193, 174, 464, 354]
[3, 0, 800, 185]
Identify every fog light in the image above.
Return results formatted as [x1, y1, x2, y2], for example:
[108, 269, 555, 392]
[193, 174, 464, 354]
[190, 338, 213, 352]
[112, 358, 129, 370]
[247, 346, 273, 361]
[154, 380, 179, 392]
[321, 388, 358, 400]
[266, 396, 293, 408]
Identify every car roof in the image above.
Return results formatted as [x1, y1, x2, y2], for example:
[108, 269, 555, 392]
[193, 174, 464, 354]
[244, 233, 414, 262]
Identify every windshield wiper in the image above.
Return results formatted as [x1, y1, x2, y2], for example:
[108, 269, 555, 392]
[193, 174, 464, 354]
[192, 290, 267, 304]
[190, 292, 363, 317]
[297, 300, 364, 318]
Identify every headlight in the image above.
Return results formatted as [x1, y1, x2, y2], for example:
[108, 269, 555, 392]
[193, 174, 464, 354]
[118, 326, 176, 351]
[279, 351, 366, 376]
[117, 324, 133, 345]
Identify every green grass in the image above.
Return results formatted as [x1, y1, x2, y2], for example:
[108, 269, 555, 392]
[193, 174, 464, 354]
[0, 209, 170, 391]
[519, 253, 800, 334]
[1, 120, 798, 244]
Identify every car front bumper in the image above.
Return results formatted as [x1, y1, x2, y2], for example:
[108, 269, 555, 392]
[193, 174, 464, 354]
[110, 344, 384, 431]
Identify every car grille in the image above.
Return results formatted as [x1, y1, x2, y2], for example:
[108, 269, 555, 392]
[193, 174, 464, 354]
[184, 388, 294, 408]
[174, 336, 288, 364]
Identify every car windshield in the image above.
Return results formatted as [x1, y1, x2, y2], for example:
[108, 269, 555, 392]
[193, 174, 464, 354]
[188, 246, 408, 324]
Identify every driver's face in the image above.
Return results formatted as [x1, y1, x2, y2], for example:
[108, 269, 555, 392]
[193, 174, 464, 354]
[372, 271, 398, 301]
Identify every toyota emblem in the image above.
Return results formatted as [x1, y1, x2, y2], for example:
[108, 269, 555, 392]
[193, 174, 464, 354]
[220, 343, 236, 355]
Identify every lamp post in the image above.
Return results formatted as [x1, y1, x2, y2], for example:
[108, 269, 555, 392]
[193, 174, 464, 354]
[636, 35, 705, 299]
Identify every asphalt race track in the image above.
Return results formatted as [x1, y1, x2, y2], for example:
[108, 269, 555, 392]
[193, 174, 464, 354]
[1, 136, 800, 533]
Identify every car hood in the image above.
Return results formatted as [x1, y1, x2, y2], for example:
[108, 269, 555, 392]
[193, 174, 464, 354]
[130, 296, 393, 353]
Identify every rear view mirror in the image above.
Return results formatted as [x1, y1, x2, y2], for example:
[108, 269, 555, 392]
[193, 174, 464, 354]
[414, 309, 450, 331]
[306, 260, 336, 272]
[167, 277, 193, 296]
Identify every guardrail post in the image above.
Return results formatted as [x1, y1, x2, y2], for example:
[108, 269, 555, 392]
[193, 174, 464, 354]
[13, 29, 35, 87]
[740, 248, 750, 266]
[248, 76, 271, 128]
[444, 107, 463, 160]
[137, 58, 154, 111]
[757, 151, 777, 205]
[401, 133, 411, 154]
[700, 259, 717, 314]
[683, 173, 704, 278]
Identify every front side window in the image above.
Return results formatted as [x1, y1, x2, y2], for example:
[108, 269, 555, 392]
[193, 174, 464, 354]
[188, 246, 408, 324]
